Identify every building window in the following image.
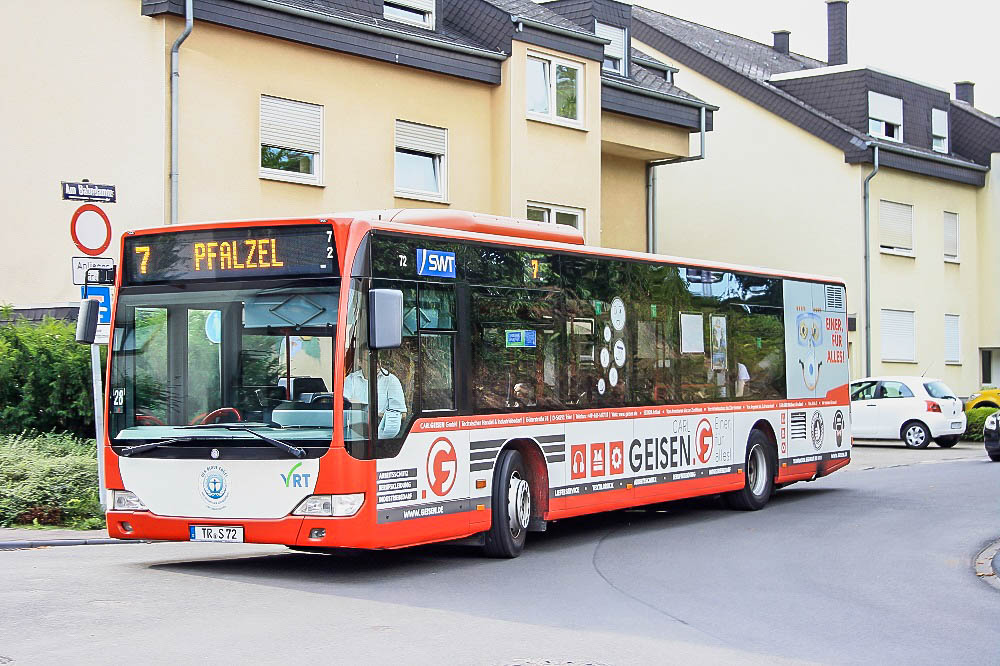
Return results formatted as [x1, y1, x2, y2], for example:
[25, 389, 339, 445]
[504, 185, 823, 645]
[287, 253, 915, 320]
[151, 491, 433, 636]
[879, 200, 913, 254]
[395, 120, 447, 202]
[526, 53, 583, 125]
[881, 309, 915, 362]
[596, 22, 627, 76]
[868, 91, 903, 142]
[259, 95, 323, 185]
[383, 0, 434, 29]
[943, 211, 959, 261]
[944, 314, 961, 364]
[932, 108, 949, 153]
[983, 350, 992, 384]
[525, 202, 583, 229]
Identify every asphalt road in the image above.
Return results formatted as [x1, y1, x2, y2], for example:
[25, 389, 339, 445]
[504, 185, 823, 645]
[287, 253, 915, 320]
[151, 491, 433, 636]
[2, 442, 998, 665]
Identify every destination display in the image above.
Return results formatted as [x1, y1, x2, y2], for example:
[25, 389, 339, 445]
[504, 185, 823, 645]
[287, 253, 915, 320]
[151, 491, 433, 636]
[123, 225, 337, 284]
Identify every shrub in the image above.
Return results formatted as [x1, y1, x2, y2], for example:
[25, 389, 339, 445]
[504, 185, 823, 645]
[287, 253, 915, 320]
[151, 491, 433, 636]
[0, 432, 105, 529]
[0, 315, 97, 436]
[964, 406, 998, 442]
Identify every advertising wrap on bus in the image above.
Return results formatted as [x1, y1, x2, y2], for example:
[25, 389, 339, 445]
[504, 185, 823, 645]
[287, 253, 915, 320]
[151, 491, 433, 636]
[102, 212, 851, 557]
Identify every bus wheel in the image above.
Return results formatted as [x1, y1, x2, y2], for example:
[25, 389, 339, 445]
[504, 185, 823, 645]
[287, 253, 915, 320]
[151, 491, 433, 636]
[483, 449, 530, 558]
[724, 430, 775, 511]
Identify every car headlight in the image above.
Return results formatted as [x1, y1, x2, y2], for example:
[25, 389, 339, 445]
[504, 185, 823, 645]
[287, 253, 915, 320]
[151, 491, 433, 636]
[293, 494, 364, 517]
[970, 392, 981, 401]
[985, 414, 998, 431]
[112, 490, 147, 511]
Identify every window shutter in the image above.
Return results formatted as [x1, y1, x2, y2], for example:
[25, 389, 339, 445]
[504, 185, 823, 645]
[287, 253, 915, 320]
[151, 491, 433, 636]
[395, 120, 447, 155]
[395, 0, 434, 13]
[595, 22, 626, 63]
[943, 211, 959, 259]
[944, 314, 960, 363]
[869, 92, 903, 124]
[879, 200, 913, 251]
[260, 95, 322, 153]
[881, 309, 915, 362]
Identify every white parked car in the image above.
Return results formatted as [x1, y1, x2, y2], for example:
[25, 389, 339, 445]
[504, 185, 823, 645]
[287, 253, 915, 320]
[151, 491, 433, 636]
[850, 376, 966, 448]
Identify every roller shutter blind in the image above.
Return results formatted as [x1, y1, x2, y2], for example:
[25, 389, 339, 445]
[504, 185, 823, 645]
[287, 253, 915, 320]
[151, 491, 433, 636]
[881, 309, 915, 362]
[879, 200, 913, 251]
[943, 211, 959, 259]
[260, 95, 322, 153]
[395, 120, 447, 155]
[944, 314, 961, 363]
[869, 92, 903, 125]
[596, 22, 626, 73]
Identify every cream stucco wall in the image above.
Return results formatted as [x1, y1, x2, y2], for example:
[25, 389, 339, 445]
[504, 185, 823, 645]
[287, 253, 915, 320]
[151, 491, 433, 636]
[600, 153, 647, 251]
[868, 170, 980, 393]
[977, 155, 1000, 350]
[1, 0, 166, 308]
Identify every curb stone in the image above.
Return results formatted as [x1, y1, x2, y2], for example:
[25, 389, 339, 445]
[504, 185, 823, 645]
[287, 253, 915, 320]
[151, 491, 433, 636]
[974, 538, 1000, 592]
[0, 538, 153, 551]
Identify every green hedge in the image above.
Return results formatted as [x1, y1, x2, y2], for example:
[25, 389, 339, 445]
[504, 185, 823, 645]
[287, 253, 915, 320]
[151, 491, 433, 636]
[0, 313, 97, 436]
[0, 432, 104, 529]
[964, 406, 999, 442]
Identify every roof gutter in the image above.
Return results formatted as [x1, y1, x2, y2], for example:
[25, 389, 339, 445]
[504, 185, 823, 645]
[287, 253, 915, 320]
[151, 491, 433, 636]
[645, 106, 707, 253]
[511, 16, 610, 45]
[240, 0, 507, 59]
[868, 140, 989, 172]
[602, 77, 718, 111]
[169, 0, 193, 225]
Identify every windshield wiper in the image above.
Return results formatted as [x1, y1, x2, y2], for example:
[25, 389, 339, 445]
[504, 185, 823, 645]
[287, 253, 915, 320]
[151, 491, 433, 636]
[120, 437, 220, 457]
[218, 425, 306, 458]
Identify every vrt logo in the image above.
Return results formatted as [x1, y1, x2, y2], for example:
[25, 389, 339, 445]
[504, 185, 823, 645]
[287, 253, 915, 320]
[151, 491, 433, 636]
[427, 437, 457, 496]
[280, 462, 311, 488]
[696, 419, 714, 464]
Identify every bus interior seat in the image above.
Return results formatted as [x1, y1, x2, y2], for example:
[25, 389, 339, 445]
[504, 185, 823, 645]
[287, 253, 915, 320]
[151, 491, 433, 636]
[278, 377, 329, 400]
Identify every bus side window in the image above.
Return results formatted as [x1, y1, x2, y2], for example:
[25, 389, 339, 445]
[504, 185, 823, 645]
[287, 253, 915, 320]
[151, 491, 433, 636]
[420, 333, 455, 410]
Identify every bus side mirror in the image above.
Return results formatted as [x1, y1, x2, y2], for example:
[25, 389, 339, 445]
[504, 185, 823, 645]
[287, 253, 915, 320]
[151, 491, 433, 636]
[369, 289, 403, 349]
[76, 298, 101, 345]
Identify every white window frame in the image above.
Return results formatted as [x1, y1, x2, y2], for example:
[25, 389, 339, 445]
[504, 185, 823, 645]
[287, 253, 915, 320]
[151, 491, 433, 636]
[259, 94, 323, 186]
[868, 91, 903, 143]
[595, 22, 627, 76]
[943, 211, 959, 262]
[525, 52, 585, 129]
[383, 0, 435, 29]
[525, 201, 584, 229]
[394, 120, 448, 203]
[932, 108, 949, 153]
[944, 314, 961, 365]
[881, 308, 916, 363]
[878, 199, 914, 256]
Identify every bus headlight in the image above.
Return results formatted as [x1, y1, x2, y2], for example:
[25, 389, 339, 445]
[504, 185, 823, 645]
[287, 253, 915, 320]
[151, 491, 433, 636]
[985, 413, 998, 431]
[293, 494, 364, 517]
[112, 490, 147, 511]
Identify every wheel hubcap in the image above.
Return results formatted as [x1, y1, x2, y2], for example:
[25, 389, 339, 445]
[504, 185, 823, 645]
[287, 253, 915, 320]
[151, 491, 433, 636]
[747, 444, 767, 497]
[507, 472, 530, 537]
[906, 427, 925, 446]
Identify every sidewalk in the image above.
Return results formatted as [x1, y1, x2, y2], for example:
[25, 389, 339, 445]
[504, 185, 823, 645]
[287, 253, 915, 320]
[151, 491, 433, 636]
[0, 526, 129, 550]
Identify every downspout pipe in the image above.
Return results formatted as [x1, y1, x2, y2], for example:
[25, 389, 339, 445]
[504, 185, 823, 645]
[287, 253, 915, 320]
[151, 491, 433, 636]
[170, 0, 194, 226]
[645, 105, 707, 253]
[862, 144, 880, 377]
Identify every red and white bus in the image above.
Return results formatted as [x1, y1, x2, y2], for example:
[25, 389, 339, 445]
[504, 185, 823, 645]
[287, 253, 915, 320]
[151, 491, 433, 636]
[102, 210, 850, 557]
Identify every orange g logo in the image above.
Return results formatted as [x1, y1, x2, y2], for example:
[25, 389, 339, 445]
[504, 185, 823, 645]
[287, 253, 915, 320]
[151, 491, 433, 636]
[427, 437, 457, 497]
[696, 419, 714, 465]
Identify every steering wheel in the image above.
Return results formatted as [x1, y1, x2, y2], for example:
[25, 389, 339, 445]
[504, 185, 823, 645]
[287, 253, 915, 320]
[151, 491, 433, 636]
[136, 413, 166, 426]
[197, 407, 244, 425]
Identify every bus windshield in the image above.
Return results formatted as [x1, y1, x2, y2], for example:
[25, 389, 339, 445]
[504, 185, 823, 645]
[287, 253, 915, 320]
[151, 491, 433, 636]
[109, 283, 340, 447]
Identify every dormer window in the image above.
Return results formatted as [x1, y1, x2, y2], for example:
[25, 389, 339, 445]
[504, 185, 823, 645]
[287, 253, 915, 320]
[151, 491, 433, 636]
[932, 108, 949, 153]
[868, 91, 903, 142]
[384, 0, 434, 29]
[595, 22, 626, 76]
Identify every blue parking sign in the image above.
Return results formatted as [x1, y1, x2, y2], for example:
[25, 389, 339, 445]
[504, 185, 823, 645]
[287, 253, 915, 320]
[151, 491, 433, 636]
[81, 286, 112, 324]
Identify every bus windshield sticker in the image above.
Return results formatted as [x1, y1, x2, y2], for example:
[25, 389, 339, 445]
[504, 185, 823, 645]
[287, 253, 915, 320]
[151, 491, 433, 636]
[505, 330, 537, 348]
[416, 249, 456, 278]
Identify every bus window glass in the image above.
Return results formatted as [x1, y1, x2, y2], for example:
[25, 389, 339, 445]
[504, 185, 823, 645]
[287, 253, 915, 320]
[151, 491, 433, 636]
[727, 305, 785, 400]
[418, 285, 455, 330]
[132, 307, 168, 425]
[420, 333, 455, 410]
[187, 309, 223, 424]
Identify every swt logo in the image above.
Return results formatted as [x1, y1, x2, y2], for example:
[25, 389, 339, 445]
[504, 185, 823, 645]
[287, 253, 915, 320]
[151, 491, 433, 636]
[416, 249, 457, 278]
[280, 462, 312, 488]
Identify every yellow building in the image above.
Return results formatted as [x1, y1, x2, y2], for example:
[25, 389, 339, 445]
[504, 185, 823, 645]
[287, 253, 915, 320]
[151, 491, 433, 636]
[1, 0, 713, 317]
[630, 1, 1000, 396]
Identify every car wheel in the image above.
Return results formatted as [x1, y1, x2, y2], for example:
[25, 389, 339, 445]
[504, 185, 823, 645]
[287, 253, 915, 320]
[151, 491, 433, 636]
[936, 436, 959, 448]
[989, 452, 1000, 462]
[724, 430, 775, 511]
[483, 449, 530, 558]
[902, 421, 931, 449]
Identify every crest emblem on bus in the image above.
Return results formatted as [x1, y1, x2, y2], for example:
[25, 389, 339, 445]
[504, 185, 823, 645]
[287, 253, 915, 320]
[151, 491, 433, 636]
[427, 437, 457, 497]
[696, 419, 714, 465]
[200, 465, 230, 508]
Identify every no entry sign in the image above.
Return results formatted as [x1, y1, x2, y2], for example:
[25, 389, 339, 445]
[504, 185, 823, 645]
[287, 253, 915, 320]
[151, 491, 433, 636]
[70, 204, 112, 256]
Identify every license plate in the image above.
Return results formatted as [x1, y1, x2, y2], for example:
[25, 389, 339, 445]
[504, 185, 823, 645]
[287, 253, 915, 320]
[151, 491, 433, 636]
[951, 421, 962, 429]
[189, 525, 244, 542]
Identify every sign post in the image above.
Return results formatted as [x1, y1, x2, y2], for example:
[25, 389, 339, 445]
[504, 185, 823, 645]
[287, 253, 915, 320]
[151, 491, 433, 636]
[81, 276, 115, 513]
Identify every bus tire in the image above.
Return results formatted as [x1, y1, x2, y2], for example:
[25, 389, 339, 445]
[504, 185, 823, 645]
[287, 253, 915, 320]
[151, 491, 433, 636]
[724, 430, 775, 511]
[483, 449, 530, 558]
